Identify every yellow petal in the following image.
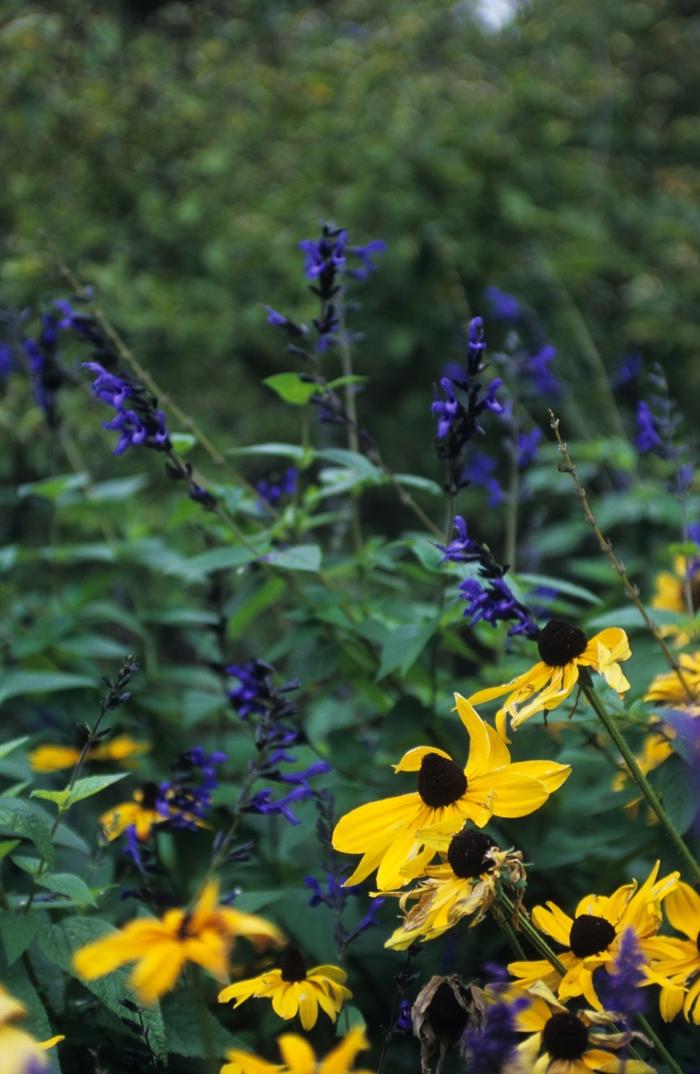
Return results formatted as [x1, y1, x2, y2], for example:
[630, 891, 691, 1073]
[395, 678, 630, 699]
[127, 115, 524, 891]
[296, 983, 319, 1029]
[332, 793, 420, 853]
[473, 770, 548, 818]
[509, 760, 572, 794]
[130, 942, 185, 1003]
[393, 745, 453, 773]
[659, 981, 685, 1022]
[664, 881, 700, 939]
[453, 694, 495, 778]
[278, 1033, 317, 1074]
[28, 745, 81, 772]
[532, 902, 573, 947]
[320, 1026, 370, 1074]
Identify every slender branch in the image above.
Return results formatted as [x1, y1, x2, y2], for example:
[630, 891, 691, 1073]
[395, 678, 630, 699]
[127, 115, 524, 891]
[549, 411, 695, 701]
[579, 674, 700, 885]
[635, 1014, 684, 1074]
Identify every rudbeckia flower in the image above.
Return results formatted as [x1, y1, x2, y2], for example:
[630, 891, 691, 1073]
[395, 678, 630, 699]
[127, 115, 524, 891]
[221, 1026, 373, 1074]
[468, 619, 631, 735]
[644, 652, 700, 704]
[645, 881, 700, 1023]
[99, 782, 168, 841]
[73, 879, 284, 1004]
[508, 861, 679, 1009]
[611, 728, 674, 805]
[218, 948, 350, 1030]
[29, 733, 149, 772]
[0, 984, 64, 1074]
[381, 828, 525, 948]
[512, 984, 654, 1074]
[332, 694, 570, 890]
[651, 556, 699, 645]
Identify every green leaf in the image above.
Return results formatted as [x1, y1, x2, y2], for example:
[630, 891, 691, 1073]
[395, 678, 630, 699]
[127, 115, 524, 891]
[34, 872, 97, 907]
[0, 838, 20, 860]
[169, 432, 197, 454]
[263, 372, 319, 405]
[0, 670, 96, 706]
[316, 447, 382, 478]
[185, 544, 264, 575]
[326, 374, 368, 390]
[0, 735, 30, 760]
[0, 797, 54, 868]
[516, 573, 603, 605]
[227, 442, 306, 460]
[265, 544, 322, 572]
[84, 474, 149, 502]
[17, 472, 89, 501]
[0, 910, 42, 964]
[162, 991, 243, 1057]
[654, 757, 698, 834]
[0, 963, 58, 1068]
[377, 620, 436, 679]
[64, 772, 128, 808]
[39, 916, 167, 1059]
[31, 789, 71, 810]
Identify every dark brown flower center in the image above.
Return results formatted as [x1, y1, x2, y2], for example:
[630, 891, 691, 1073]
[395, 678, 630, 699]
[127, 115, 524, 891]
[542, 1012, 588, 1060]
[446, 829, 497, 878]
[138, 781, 160, 810]
[569, 914, 616, 958]
[280, 947, 307, 982]
[537, 618, 588, 667]
[427, 982, 470, 1041]
[417, 753, 467, 808]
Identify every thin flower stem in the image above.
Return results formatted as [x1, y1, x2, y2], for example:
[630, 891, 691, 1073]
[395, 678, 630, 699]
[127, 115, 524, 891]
[549, 411, 695, 701]
[635, 1015, 684, 1074]
[579, 674, 700, 885]
[498, 891, 566, 975]
[376, 946, 416, 1074]
[490, 901, 527, 960]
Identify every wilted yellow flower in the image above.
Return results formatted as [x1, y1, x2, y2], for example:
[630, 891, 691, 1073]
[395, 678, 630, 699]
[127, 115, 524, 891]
[468, 620, 631, 735]
[0, 985, 64, 1074]
[73, 879, 284, 1004]
[332, 694, 570, 890]
[218, 948, 350, 1030]
[221, 1026, 373, 1074]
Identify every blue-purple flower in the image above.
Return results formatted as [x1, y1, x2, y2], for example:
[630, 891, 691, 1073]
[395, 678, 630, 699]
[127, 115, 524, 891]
[595, 927, 646, 1019]
[517, 427, 542, 469]
[485, 286, 521, 321]
[256, 467, 298, 507]
[461, 995, 530, 1074]
[462, 452, 503, 506]
[156, 747, 227, 830]
[83, 361, 171, 456]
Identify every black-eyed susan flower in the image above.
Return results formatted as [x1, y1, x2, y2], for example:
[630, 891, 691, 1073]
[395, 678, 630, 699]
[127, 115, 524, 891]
[468, 619, 631, 735]
[508, 861, 679, 1009]
[332, 694, 570, 890]
[221, 1026, 373, 1074]
[218, 947, 350, 1030]
[651, 555, 699, 645]
[73, 879, 284, 1004]
[645, 652, 700, 704]
[645, 881, 700, 1023]
[0, 985, 64, 1074]
[99, 781, 169, 841]
[512, 984, 654, 1074]
[381, 828, 525, 948]
[29, 733, 149, 773]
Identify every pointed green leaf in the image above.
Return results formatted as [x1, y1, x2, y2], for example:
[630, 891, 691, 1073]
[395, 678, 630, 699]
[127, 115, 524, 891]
[34, 872, 97, 907]
[0, 798, 54, 867]
[0, 910, 42, 964]
[263, 372, 319, 405]
[0, 735, 30, 760]
[265, 544, 322, 572]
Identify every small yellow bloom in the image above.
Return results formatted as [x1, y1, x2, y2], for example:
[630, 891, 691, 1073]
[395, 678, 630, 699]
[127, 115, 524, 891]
[468, 620, 631, 735]
[645, 652, 700, 704]
[508, 862, 679, 1009]
[512, 984, 654, 1074]
[645, 881, 700, 1023]
[99, 782, 167, 841]
[218, 948, 351, 1030]
[29, 734, 149, 773]
[651, 556, 699, 645]
[0, 984, 64, 1074]
[221, 1026, 374, 1074]
[332, 694, 570, 890]
[73, 879, 284, 1004]
[382, 828, 525, 949]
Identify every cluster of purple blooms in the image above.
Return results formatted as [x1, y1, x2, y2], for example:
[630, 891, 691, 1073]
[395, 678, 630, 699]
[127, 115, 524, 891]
[22, 309, 68, 427]
[438, 516, 540, 638]
[256, 466, 298, 507]
[432, 317, 503, 461]
[156, 746, 227, 831]
[595, 927, 646, 1019]
[304, 871, 384, 948]
[228, 659, 331, 826]
[461, 993, 530, 1074]
[83, 361, 170, 456]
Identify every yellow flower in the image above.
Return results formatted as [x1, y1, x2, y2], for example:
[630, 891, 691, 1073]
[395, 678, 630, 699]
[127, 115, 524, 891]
[468, 620, 631, 735]
[382, 828, 525, 949]
[512, 985, 654, 1074]
[73, 879, 284, 1004]
[508, 861, 679, 1009]
[99, 782, 168, 841]
[331, 694, 570, 890]
[610, 730, 674, 804]
[221, 1026, 374, 1074]
[0, 985, 64, 1074]
[645, 881, 700, 1023]
[29, 734, 149, 772]
[651, 556, 699, 645]
[218, 948, 351, 1030]
[644, 652, 700, 703]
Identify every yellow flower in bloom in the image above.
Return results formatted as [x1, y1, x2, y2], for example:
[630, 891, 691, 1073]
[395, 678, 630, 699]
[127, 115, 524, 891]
[644, 652, 700, 704]
[611, 729, 674, 802]
[512, 985, 654, 1074]
[0, 985, 64, 1074]
[651, 556, 699, 644]
[29, 734, 149, 772]
[331, 694, 570, 890]
[382, 828, 525, 949]
[468, 620, 631, 735]
[73, 879, 284, 1004]
[645, 881, 700, 1023]
[508, 861, 679, 1009]
[218, 948, 351, 1030]
[221, 1026, 374, 1074]
[99, 782, 168, 841]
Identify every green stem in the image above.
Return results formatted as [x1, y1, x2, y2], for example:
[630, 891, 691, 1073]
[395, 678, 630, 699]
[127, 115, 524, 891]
[636, 1014, 684, 1074]
[579, 674, 700, 885]
[498, 891, 566, 975]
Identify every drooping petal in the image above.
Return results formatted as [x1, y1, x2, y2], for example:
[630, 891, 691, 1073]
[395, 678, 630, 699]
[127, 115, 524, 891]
[278, 1034, 316, 1074]
[474, 770, 549, 818]
[332, 794, 420, 853]
[130, 942, 185, 1003]
[393, 745, 453, 773]
[320, 1026, 370, 1074]
[663, 881, 700, 939]
[272, 982, 300, 1021]
[454, 694, 495, 778]
[532, 903, 574, 947]
[296, 983, 319, 1029]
